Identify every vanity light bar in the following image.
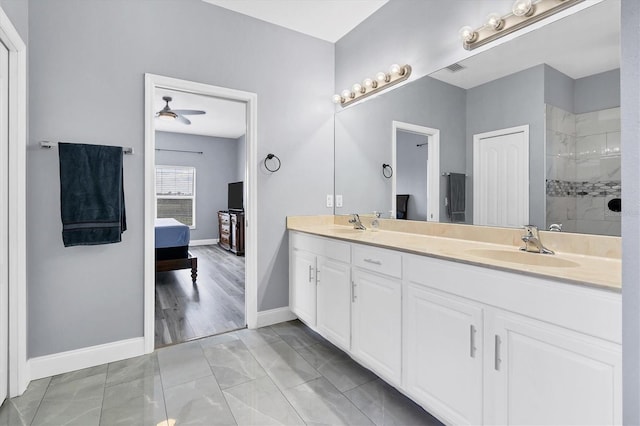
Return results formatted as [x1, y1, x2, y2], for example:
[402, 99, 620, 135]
[460, 0, 585, 51]
[332, 64, 412, 107]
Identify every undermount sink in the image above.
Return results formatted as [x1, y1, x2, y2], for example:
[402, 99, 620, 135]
[465, 248, 580, 268]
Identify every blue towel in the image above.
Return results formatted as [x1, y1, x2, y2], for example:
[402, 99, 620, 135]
[446, 173, 466, 223]
[58, 142, 126, 247]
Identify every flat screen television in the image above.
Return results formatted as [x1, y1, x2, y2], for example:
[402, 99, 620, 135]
[228, 181, 244, 211]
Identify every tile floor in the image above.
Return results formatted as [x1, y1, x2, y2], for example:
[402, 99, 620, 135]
[0, 321, 443, 425]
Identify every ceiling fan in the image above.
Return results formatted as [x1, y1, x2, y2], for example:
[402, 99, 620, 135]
[156, 96, 206, 125]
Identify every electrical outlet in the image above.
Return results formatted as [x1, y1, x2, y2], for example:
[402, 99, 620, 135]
[326, 194, 333, 208]
[336, 194, 343, 208]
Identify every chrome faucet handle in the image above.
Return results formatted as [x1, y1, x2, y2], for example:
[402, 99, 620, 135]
[549, 223, 563, 232]
[348, 213, 360, 223]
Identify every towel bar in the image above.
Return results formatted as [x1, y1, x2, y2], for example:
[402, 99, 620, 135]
[40, 141, 134, 155]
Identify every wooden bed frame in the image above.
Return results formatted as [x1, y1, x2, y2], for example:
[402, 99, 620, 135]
[155, 251, 198, 283]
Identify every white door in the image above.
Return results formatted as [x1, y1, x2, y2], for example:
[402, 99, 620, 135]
[316, 257, 351, 351]
[473, 125, 529, 227]
[485, 311, 621, 425]
[0, 40, 9, 404]
[404, 284, 483, 425]
[290, 249, 316, 326]
[351, 269, 401, 384]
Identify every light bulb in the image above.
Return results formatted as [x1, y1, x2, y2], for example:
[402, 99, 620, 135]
[486, 13, 504, 30]
[363, 78, 377, 89]
[376, 72, 389, 83]
[512, 0, 533, 17]
[332, 94, 343, 104]
[458, 26, 477, 43]
[341, 89, 353, 99]
[389, 64, 402, 75]
[352, 83, 363, 94]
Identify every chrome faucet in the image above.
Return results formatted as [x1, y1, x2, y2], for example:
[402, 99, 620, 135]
[349, 214, 366, 230]
[520, 225, 554, 254]
[548, 223, 563, 232]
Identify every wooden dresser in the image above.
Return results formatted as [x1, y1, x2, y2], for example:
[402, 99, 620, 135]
[218, 210, 244, 255]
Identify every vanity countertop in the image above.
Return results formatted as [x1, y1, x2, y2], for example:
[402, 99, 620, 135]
[287, 218, 621, 292]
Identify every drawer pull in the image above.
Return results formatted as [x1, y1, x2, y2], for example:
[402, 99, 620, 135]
[470, 325, 477, 358]
[494, 335, 502, 371]
[363, 258, 382, 265]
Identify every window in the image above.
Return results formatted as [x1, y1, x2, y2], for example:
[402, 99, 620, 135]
[155, 165, 196, 228]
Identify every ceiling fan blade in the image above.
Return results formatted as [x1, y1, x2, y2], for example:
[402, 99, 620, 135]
[172, 109, 206, 116]
[176, 115, 191, 125]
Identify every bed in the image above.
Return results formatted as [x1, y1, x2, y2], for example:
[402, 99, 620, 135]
[155, 218, 198, 283]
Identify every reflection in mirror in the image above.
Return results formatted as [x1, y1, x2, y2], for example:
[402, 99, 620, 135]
[334, 0, 620, 236]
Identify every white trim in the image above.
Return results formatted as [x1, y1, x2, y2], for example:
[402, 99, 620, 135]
[391, 121, 440, 221]
[29, 338, 145, 381]
[473, 125, 530, 226]
[0, 6, 28, 397]
[190, 239, 219, 246]
[145, 74, 258, 354]
[256, 307, 297, 328]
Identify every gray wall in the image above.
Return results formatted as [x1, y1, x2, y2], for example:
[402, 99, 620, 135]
[334, 74, 466, 220]
[396, 131, 428, 221]
[622, 0, 640, 422]
[466, 65, 546, 228]
[0, 0, 27, 44]
[335, 0, 515, 92]
[27, 0, 334, 358]
[235, 134, 246, 183]
[155, 132, 239, 241]
[574, 68, 621, 113]
[544, 65, 575, 113]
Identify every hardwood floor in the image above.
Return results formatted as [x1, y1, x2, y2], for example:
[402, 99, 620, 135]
[155, 244, 245, 348]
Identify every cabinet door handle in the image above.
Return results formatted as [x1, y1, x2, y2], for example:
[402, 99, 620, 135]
[494, 335, 502, 371]
[470, 324, 477, 358]
[351, 280, 357, 302]
[308, 265, 314, 282]
[363, 258, 382, 265]
[316, 269, 320, 283]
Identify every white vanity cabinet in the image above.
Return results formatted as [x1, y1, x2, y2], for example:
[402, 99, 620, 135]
[290, 248, 317, 326]
[316, 256, 351, 350]
[485, 310, 622, 425]
[403, 284, 483, 425]
[289, 232, 351, 347]
[288, 230, 622, 425]
[351, 244, 402, 385]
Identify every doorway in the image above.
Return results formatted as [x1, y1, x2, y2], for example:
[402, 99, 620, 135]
[473, 125, 529, 227]
[152, 88, 247, 348]
[391, 121, 440, 221]
[144, 74, 258, 353]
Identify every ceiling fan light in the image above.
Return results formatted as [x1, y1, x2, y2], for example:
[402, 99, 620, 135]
[158, 111, 177, 121]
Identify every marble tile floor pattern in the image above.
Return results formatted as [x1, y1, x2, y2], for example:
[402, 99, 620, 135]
[0, 321, 442, 426]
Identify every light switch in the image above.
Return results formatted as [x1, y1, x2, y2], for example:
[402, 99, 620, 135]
[326, 194, 333, 208]
[336, 195, 343, 207]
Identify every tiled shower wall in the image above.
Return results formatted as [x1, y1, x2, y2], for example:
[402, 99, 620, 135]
[546, 105, 621, 236]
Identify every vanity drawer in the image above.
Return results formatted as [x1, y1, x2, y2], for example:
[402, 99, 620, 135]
[352, 244, 402, 278]
[290, 231, 350, 263]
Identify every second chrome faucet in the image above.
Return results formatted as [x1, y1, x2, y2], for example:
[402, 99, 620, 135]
[520, 225, 554, 254]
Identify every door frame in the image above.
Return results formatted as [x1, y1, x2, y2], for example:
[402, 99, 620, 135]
[472, 124, 529, 226]
[391, 121, 440, 221]
[0, 6, 27, 397]
[144, 74, 258, 353]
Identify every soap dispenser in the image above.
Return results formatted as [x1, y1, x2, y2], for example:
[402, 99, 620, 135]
[371, 211, 381, 231]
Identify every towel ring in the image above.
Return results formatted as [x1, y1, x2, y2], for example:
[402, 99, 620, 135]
[264, 153, 281, 172]
[382, 163, 393, 179]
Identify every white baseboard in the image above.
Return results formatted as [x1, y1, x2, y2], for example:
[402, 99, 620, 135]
[255, 307, 296, 328]
[190, 239, 218, 246]
[29, 337, 145, 380]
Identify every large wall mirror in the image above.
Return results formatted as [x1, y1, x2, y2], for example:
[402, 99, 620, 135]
[334, 0, 620, 236]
